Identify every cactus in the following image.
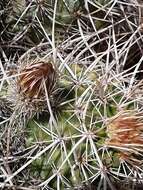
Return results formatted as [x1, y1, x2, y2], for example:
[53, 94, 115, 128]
[0, 0, 143, 189]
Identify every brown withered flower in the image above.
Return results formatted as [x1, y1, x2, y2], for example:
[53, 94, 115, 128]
[18, 61, 56, 99]
[105, 112, 143, 165]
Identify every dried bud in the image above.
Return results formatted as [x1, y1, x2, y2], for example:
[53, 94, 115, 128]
[106, 112, 143, 164]
[18, 61, 56, 99]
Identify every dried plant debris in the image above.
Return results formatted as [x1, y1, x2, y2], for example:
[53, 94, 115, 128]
[106, 112, 143, 165]
[18, 60, 56, 99]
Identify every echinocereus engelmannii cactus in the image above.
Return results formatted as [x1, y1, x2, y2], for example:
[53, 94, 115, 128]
[1, 0, 143, 190]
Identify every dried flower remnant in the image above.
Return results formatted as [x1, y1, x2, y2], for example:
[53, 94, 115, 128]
[18, 61, 56, 99]
[105, 112, 143, 164]
[118, 152, 143, 166]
